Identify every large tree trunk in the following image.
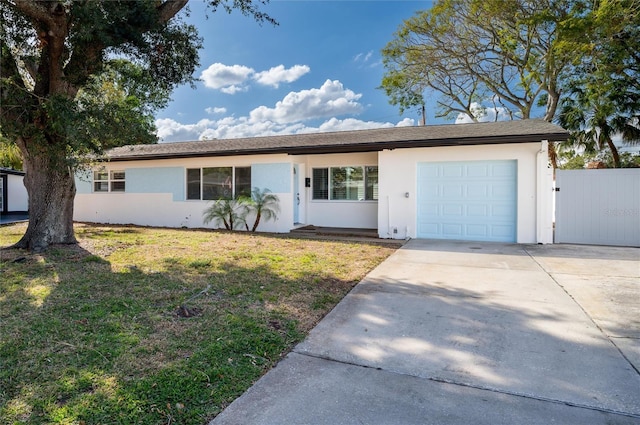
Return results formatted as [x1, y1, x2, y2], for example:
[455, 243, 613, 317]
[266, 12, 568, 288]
[13, 141, 77, 251]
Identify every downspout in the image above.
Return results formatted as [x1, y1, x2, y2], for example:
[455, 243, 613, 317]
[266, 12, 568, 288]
[386, 195, 392, 238]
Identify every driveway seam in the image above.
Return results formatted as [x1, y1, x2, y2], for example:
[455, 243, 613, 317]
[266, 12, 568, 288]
[291, 349, 640, 420]
[523, 246, 640, 376]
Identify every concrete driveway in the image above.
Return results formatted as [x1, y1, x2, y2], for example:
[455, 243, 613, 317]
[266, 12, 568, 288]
[211, 240, 640, 425]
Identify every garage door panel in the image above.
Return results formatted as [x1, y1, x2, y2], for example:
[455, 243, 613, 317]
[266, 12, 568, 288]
[443, 166, 464, 177]
[466, 183, 489, 198]
[417, 160, 517, 242]
[442, 183, 463, 198]
[421, 204, 438, 216]
[442, 204, 463, 216]
[442, 223, 464, 237]
[419, 222, 440, 235]
[467, 224, 489, 237]
[492, 224, 516, 238]
[467, 164, 490, 177]
[492, 163, 516, 177]
[467, 204, 488, 217]
[491, 184, 513, 198]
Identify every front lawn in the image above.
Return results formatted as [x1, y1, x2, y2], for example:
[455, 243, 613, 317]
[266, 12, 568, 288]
[0, 223, 399, 424]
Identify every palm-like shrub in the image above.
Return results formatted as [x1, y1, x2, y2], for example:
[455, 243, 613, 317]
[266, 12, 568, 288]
[246, 187, 280, 232]
[202, 198, 248, 231]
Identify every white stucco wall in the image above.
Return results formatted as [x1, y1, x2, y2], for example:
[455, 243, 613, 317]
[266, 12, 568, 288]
[75, 151, 380, 233]
[74, 154, 294, 233]
[7, 173, 28, 212]
[294, 152, 379, 229]
[73, 142, 554, 242]
[378, 142, 551, 243]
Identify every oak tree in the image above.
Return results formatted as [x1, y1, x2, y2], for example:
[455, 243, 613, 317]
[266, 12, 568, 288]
[0, 0, 274, 250]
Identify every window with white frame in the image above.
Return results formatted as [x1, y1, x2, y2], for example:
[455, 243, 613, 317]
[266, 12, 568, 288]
[187, 166, 251, 200]
[312, 166, 378, 201]
[93, 170, 125, 192]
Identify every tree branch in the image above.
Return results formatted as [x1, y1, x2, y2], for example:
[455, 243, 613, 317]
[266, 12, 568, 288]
[12, 0, 55, 25]
[156, 0, 189, 23]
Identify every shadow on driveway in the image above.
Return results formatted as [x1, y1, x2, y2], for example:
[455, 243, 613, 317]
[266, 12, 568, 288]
[213, 239, 640, 424]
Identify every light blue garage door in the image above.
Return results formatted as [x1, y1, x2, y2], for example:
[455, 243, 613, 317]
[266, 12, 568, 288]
[417, 160, 517, 242]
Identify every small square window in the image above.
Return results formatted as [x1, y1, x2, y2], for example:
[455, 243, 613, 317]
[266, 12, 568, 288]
[93, 169, 125, 192]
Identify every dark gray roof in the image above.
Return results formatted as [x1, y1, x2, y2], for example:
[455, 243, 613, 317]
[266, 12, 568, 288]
[107, 119, 569, 162]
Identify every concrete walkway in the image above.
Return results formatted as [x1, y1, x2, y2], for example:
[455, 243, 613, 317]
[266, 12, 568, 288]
[211, 240, 640, 425]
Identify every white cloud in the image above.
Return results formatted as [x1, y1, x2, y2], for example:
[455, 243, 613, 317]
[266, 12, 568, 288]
[155, 79, 415, 142]
[205, 106, 227, 115]
[253, 64, 310, 88]
[395, 118, 416, 127]
[200, 63, 311, 92]
[455, 101, 513, 124]
[155, 115, 415, 143]
[220, 85, 249, 95]
[249, 79, 363, 124]
[354, 50, 373, 63]
[154, 118, 219, 142]
[200, 63, 254, 92]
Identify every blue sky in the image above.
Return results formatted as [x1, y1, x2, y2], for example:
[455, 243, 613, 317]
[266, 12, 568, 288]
[155, 0, 438, 142]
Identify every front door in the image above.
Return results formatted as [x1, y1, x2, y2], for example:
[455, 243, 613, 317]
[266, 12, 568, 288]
[293, 164, 300, 224]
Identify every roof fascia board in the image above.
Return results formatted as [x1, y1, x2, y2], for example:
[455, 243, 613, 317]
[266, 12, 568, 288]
[0, 168, 25, 176]
[107, 132, 568, 162]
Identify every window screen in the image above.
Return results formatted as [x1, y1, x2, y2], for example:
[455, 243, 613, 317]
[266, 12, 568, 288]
[312, 168, 328, 200]
[331, 166, 363, 200]
[365, 166, 378, 200]
[235, 167, 252, 198]
[187, 168, 201, 200]
[203, 167, 232, 200]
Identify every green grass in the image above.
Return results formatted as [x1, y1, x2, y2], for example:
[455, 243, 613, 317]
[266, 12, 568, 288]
[0, 223, 399, 424]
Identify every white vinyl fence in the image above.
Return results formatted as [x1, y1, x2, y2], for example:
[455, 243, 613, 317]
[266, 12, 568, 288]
[555, 169, 640, 247]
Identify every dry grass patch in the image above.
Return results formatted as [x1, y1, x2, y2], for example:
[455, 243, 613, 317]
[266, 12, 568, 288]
[0, 223, 399, 424]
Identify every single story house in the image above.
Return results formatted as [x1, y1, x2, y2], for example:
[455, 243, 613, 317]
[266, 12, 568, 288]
[74, 119, 569, 243]
[0, 168, 28, 216]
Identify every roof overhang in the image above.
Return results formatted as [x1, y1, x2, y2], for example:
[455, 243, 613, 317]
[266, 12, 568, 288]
[107, 132, 567, 162]
[0, 168, 25, 176]
[103, 120, 570, 162]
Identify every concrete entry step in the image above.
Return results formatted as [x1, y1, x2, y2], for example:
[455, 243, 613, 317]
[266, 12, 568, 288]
[290, 225, 379, 239]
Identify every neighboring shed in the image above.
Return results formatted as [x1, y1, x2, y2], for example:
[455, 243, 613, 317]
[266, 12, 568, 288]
[74, 119, 569, 243]
[0, 168, 28, 216]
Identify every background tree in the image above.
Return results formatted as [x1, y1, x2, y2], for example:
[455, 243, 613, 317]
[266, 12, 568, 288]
[0, 134, 22, 170]
[380, 0, 585, 168]
[557, 0, 640, 167]
[0, 0, 274, 251]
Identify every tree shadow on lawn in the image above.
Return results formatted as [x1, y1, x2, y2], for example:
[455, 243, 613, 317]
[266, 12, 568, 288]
[0, 241, 359, 424]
